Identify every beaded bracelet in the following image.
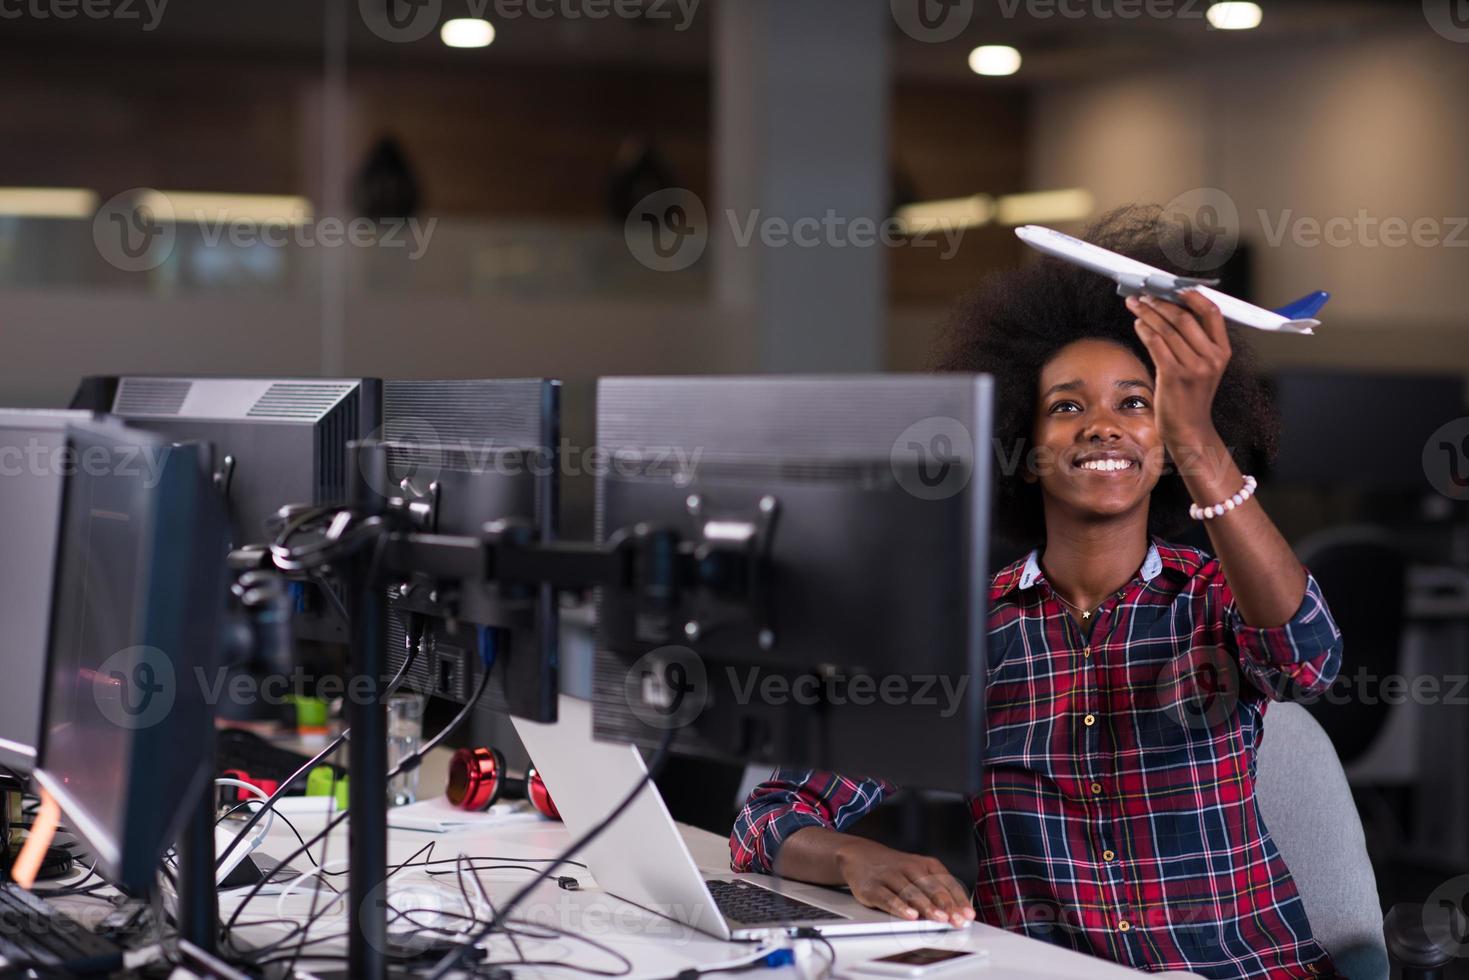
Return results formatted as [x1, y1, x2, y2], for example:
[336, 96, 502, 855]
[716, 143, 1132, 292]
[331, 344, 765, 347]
[1189, 475, 1257, 521]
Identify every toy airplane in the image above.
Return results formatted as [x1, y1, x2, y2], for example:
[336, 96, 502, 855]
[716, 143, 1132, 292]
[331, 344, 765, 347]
[1015, 224, 1326, 335]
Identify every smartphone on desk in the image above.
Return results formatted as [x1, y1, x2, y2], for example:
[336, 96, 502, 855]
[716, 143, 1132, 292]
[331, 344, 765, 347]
[851, 947, 987, 976]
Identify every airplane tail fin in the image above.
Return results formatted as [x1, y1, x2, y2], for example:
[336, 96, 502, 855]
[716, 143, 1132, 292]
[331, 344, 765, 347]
[1272, 291, 1330, 321]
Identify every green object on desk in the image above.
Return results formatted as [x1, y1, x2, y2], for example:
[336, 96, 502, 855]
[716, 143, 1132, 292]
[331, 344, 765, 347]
[307, 766, 348, 810]
[289, 695, 329, 732]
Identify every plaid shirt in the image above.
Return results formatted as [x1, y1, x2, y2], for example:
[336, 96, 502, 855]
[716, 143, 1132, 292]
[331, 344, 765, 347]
[731, 537, 1344, 979]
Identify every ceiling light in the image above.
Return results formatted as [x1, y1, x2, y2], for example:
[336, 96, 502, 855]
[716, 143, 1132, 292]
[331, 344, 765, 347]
[1206, 2, 1262, 30]
[968, 45, 1021, 77]
[441, 18, 495, 49]
[895, 195, 996, 236]
[995, 189, 1095, 226]
[0, 188, 98, 219]
[137, 192, 313, 226]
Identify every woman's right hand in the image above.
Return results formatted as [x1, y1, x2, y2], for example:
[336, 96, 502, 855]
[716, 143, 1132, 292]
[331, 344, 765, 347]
[833, 837, 975, 927]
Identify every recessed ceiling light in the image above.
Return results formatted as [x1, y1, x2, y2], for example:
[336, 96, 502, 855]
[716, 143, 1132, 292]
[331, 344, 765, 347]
[968, 45, 1022, 77]
[1206, 2, 1262, 30]
[441, 18, 496, 49]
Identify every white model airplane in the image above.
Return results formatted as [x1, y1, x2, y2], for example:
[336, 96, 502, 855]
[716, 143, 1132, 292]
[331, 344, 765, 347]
[1015, 224, 1326, 335]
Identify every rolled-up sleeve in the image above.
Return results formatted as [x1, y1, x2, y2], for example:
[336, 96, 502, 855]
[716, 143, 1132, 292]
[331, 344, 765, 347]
[1224, 570, 1343, 700]
[730, 769, 894, 874]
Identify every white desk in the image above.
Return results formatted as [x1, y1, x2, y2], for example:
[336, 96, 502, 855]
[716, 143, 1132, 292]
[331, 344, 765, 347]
[219, 796, 1180, 979]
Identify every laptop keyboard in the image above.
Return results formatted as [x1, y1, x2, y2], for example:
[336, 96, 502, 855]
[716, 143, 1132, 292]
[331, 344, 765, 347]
[705, 878, 847, 926]
[0, 882, 122, 966]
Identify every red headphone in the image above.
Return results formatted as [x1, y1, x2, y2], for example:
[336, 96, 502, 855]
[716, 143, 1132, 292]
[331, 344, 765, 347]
[446, 746, 559, 820]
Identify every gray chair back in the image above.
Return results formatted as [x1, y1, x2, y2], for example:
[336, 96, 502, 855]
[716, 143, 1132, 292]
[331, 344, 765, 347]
[1255, 700, 1389, 979]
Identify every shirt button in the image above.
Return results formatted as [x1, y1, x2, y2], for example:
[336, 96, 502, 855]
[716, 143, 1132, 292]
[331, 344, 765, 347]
[1082, 646, 1092, 658]
[1083, 713, 1096, 727]
[1102, 849, 1116, 862]
[1118, 920, 1130, 933]
[1090, 782, 1103, 795]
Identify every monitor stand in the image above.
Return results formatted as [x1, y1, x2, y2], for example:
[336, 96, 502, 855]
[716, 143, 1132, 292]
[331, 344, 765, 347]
[218, 851, 303, 890]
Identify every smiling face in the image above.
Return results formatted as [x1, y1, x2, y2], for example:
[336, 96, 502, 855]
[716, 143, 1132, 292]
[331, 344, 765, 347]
[1025, 338, 1167, 526]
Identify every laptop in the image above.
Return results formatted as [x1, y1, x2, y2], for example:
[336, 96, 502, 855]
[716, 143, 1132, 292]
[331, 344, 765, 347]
[512, 697, 959, 941]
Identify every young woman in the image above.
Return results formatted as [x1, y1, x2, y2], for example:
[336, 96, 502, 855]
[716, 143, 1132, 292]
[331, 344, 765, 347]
[729, 207, 1344, 978]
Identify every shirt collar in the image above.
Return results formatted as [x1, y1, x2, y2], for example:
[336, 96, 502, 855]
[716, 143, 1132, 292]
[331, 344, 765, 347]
[993, 536, 1188, 600]
[1017, 541, 1161, 587]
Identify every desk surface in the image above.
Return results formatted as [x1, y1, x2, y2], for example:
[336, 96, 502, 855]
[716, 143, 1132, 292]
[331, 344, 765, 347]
[214, 783, 1187, 980]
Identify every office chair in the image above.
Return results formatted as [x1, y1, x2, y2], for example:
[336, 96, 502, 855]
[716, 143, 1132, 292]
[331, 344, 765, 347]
[1294, 526, 1408, 764]
[1256, 701, 1462, 979]
[1256, 700, 1389, 977]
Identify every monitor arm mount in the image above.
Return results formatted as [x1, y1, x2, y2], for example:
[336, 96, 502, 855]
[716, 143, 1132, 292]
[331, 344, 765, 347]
[247, 460, 781, 647]
[238, 442, 780, 980]
[383, 499, 779, 644]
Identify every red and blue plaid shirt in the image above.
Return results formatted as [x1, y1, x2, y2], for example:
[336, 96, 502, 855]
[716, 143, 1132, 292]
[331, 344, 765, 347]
[731, 537, 1344, 979]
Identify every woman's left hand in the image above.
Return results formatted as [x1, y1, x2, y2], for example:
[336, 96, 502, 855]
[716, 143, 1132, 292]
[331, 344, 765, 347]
[1126, 289, 1231, 449]
[1127, 290, 1310, 629]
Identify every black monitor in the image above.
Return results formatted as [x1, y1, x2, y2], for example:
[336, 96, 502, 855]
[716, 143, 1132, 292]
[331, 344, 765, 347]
[0, 410, 94, 775]
[72, 376, 381, 647]
[381, 379, 561, 722]
[1269, 369, 1466, 491]
[589, 376, 992, 792]
[35, 420, 230, 894]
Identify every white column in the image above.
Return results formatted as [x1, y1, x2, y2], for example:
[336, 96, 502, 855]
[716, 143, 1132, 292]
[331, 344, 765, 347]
[298, 0, 351, 377]
[713, 0, 890, 373]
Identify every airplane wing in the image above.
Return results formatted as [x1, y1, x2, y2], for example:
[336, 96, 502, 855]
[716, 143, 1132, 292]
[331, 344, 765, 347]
[1014, 224, 1322, 335]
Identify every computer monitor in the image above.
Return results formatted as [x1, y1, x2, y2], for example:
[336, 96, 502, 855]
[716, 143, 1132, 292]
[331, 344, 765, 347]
[1269, 369, 1466, 491]
[72, 376, 382, 647]
[0, 410, 94, 775]
[589, 376, 992, 792]
[381, 379, 561, 723]
[35, 420, 230, 894]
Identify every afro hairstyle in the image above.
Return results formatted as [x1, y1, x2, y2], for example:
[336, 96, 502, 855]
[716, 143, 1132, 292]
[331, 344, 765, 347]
[932, 204, 1279, 550]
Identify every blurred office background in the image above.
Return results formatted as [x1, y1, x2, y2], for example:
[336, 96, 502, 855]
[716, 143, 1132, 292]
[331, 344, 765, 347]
[2, 0, 1468, 943]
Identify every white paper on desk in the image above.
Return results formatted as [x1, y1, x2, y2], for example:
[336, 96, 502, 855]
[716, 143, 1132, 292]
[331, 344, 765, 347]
[387, 795, 546, 833]
[271, 795, 338, 817]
